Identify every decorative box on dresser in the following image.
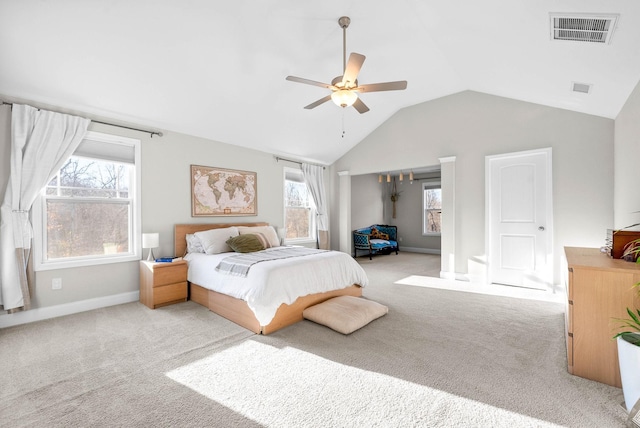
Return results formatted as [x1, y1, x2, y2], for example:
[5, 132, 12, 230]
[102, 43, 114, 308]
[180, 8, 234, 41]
[139, 260, 188, 309]
[564, 247, 640, 387]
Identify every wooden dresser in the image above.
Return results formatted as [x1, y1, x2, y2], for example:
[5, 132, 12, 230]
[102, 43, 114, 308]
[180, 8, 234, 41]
[564, 247, 640, 387]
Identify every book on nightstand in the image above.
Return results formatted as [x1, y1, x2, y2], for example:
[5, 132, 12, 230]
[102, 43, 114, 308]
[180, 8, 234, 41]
[154, 257, 183, 263]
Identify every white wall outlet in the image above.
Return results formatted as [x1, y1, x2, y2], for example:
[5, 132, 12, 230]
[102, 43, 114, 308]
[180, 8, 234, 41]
[52, 278, 62, 290]
[399, 237, 403, 242]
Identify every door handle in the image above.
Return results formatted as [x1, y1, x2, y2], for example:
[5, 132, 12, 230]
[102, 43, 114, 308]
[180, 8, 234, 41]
[538, 226, 545, 231]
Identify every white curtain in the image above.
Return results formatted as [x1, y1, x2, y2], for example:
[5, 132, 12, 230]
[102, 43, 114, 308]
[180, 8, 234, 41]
[301, 163, 329, 250]
[0, 104, 90, 311]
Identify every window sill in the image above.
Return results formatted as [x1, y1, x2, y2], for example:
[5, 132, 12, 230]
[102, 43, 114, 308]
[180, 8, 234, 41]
[35, 253, 140, 271]
[283, 239, 316, 247]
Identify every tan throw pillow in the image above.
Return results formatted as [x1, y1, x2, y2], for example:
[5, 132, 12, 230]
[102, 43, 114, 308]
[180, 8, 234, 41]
[249, 232, 272, 249]
[238, 226, 280, 247]
[226, 234, 265, 253]
[303, 296, 388, 335]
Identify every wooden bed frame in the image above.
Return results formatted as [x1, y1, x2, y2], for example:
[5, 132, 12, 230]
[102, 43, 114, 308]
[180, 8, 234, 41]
[174, 223, 362, 335]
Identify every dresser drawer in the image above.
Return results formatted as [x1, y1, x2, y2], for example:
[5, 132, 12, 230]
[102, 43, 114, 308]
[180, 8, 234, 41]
[152, 263, 187, 287]
[153, 282, 188, 306]
[566, 299, 573, 335]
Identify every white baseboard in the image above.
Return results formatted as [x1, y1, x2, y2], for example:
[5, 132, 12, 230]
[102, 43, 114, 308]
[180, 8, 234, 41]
[0, 291, 140, 329]
[440, 271, 473, 282]
[440, 271, 457, 280]
[401, 247, 441, 255]
[463, 273, 487, 284]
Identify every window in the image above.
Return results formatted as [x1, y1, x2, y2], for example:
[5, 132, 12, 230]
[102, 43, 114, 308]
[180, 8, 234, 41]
[284, 168, 316, 243]
[34, 131, 141, 270]
[423, 181, 442, 235]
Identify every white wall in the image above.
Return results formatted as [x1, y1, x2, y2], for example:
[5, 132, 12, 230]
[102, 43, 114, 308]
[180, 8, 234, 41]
[351, 174, 384, 231]
[614, 79, 640, 229]
[332, 90, 615, 284]
[0, 104, 291, 313]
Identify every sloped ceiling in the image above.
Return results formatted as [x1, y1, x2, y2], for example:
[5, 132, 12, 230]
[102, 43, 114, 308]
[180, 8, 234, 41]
[1, 1, 639, 165]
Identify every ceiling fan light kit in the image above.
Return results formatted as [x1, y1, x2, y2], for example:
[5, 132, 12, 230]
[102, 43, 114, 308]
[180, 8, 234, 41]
[286, 16, 407, 114]
[331, 89, 358, 107]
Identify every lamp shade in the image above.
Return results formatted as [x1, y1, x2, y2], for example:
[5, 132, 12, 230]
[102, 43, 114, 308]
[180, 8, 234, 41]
[142, 233, 159, 249]
[331, 89, 358, 107]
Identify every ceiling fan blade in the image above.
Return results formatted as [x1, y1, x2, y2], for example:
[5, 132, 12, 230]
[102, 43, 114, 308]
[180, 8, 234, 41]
[304, 95, 332, 110]
[352, 97, 370, 114]
[341, 53, 365, 87]
[286, 76, 333, 89]
[357, 81, 408, 93]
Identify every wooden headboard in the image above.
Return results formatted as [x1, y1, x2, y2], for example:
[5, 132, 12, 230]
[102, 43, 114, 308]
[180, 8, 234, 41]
[174, 222, 269, 256]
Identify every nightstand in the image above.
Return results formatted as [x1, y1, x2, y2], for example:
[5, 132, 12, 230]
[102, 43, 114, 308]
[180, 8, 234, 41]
[139, 260, 188, 309]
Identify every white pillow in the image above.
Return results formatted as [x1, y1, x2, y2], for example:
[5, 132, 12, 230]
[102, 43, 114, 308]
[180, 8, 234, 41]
[185, 233, 205, 254]
[194, 227, 239, 254]
[237, 225, 280, 248]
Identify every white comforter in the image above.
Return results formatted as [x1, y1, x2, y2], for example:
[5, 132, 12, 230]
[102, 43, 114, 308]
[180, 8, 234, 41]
[184, 247, 369, 326]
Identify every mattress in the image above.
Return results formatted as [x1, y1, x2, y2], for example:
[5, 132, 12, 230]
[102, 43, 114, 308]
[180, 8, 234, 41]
[184, 248, 369, 325]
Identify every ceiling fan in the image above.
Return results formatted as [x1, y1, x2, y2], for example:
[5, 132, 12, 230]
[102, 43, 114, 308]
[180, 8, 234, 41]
[286, 16, 407, 114]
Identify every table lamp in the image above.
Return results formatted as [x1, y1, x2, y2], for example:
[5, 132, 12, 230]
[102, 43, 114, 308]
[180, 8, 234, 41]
[142, 233, 159, 261]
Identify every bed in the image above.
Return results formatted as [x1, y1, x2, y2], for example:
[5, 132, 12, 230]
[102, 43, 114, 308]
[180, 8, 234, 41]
[174, 222, 368, 335]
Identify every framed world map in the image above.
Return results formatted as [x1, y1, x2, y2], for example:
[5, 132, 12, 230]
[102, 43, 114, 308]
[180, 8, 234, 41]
[191, 165, 257, 216]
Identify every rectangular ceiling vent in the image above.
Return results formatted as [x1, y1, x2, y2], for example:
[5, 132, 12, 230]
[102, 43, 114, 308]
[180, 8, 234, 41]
[572, 82, 592, 94]
[550, 13, 619, 44]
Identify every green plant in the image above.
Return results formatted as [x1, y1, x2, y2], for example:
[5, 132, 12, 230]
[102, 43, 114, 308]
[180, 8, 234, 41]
[614, 307, 640, 346]
[614, 280, 640, 346]
[622, 238, 640, 262]
[389, 176, 402, 202]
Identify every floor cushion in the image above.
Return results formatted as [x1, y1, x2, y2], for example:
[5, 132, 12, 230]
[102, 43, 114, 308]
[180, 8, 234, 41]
[303, 296, 388, 334]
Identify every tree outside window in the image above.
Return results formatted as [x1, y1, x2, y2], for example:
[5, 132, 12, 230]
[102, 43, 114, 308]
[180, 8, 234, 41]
[45, 157, 132, 259]
[423, 183, 442, 235]
[284, 169, 316, 241]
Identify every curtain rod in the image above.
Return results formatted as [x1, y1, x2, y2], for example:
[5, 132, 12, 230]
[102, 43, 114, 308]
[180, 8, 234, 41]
[274, 156, 326, 169]
[1, 101, 163, 138]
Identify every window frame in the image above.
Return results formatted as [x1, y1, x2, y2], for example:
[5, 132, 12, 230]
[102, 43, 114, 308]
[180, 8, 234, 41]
[283, 167, 317, 245]
[422, 180, 442, 236]
[33, 131, 142, 271]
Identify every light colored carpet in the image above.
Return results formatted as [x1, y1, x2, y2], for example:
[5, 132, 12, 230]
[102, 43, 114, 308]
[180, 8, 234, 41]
[0, 253, 628, 427]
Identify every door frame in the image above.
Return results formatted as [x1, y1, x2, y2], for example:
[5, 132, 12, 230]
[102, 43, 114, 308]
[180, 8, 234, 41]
[485, 147, 554, 287]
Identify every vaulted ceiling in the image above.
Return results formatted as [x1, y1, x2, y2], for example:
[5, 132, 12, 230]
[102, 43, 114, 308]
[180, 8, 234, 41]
[1, 1, 639, 164]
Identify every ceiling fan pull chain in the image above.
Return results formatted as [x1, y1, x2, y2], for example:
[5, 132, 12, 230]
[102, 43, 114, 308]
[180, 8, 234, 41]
[342, 111, 346, 138]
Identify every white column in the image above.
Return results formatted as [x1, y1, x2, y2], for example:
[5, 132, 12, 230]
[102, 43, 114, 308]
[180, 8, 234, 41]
[337, 171, 351, 254]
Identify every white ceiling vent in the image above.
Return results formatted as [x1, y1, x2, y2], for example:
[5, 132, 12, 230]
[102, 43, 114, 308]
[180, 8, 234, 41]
[572, 82, 592, 94]
[550, 13, 618, 44]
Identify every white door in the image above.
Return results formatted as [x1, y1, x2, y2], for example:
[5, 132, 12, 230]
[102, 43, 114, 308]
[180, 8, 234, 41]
[486, 148, 553, 289]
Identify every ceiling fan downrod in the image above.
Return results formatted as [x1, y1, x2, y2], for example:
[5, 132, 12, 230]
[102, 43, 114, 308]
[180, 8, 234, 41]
[338, 16, 350, 75]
